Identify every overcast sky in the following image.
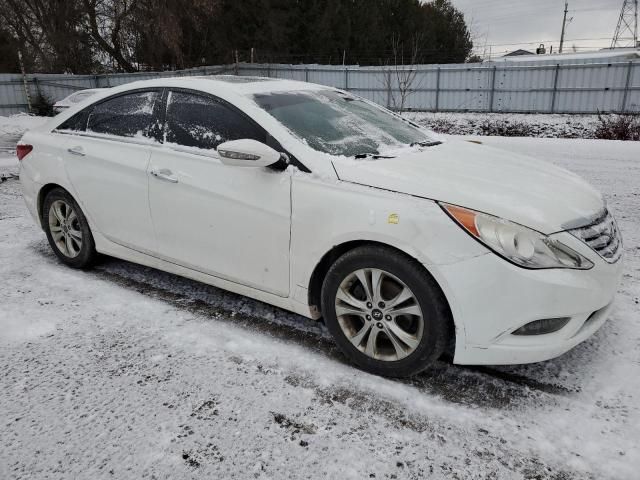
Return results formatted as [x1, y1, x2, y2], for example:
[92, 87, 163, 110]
[449, 0, 628, 58]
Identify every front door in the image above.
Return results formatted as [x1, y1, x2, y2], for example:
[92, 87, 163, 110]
[148, 90, 291, 297]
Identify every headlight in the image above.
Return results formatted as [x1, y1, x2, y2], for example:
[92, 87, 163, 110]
[442, 204, 594, 270]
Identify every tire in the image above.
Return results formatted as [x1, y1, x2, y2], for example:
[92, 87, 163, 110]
[321, 245, 451, 377]
[43, 187, 97, 269]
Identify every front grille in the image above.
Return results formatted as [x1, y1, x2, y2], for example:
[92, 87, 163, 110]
[568, 210, 622, 263]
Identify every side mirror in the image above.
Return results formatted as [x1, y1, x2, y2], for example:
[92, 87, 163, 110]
[217, 139, 281, 167]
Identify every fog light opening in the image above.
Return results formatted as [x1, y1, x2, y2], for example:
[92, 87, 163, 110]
[512, 317, 571, 336]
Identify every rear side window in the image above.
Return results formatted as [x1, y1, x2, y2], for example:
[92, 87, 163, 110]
[58, 110, 90, 132]
[87, 91, 161, 138]
[165, 91, 265, 150]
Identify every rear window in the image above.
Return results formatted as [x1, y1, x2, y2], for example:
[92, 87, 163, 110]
[69, 91, 98, 104]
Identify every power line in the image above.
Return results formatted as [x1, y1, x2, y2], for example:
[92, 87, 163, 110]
[476, 37, 614, 48]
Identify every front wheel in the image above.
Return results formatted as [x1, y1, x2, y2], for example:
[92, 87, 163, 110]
[321, 246, 451, 377]
[43, 188, 97, 269]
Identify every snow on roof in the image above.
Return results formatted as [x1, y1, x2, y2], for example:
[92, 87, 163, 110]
[104, 75, 329, 98]
[195, 75, 276, 84]
[492, 48, 640, 64]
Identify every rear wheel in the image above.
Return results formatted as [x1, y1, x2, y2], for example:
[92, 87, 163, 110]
[321, 245, 451, 377]
[43, 188, 97, 269]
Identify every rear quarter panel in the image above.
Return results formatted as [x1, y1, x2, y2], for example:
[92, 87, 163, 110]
[19, 130, 75, 228]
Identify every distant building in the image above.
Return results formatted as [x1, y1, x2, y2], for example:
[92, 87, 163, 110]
[490, 47, 640, 65]
[503, 49, 534, 57]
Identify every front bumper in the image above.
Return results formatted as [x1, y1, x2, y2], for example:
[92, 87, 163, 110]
[432, 231, 624, 366]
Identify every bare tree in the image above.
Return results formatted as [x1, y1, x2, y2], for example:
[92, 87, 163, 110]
[382, 34, 422, 113]
[0, 0, 139, 72]
[0, 0, 93, 73]
[80, 0, 140, 72]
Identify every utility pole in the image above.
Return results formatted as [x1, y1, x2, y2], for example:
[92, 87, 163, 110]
[611, 0, 639, 48]
[559, 1, 569, 53]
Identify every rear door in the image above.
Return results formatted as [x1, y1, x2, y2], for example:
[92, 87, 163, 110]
[58, 89, 162, 253]
[148, 90, 291, 296]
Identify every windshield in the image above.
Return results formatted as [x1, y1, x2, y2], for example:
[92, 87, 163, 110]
[252, 90, 434, 157]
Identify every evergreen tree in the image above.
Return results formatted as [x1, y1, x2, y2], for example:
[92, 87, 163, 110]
[0, 0, 473, 73]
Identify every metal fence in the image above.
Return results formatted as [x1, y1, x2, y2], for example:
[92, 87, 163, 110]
[0, 65, 234, 116]
[1, 60, 639, 116]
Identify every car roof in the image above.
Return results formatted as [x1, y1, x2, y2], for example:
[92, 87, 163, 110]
[103, 75, 331, 98]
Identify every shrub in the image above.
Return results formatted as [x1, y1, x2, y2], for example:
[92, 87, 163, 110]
[479, 119, 535, 137]
[594, 113, 640, 141]
[31, 93, 55, 117]
[422, 117, 459, 135]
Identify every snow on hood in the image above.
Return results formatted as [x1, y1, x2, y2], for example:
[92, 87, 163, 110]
[332, 140, 605, 234]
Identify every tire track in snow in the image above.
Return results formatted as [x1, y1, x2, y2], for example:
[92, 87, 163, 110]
[90, 254, 572, 407]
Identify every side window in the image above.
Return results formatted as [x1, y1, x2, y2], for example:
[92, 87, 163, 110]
[165, 91, 266, 150]
[58, 110, 90, 132]
[87, 91, 161, 138]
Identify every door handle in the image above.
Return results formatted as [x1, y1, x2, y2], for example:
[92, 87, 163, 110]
[150, 168, 179, 183]
[67, 146, 85, 156]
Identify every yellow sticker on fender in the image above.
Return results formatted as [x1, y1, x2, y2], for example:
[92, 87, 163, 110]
[388, 214, 399, 224]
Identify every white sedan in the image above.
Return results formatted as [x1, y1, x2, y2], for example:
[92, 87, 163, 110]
[18, 76, 623, 377]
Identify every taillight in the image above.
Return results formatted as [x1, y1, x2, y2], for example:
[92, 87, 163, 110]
[17, 144, 33, 161]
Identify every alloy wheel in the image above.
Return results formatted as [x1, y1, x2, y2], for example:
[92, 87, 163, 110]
[334, 268, 424, 361]
[48, 199, 83, 258]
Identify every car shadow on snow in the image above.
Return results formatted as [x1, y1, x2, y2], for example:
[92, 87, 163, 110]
[29, 240, 606, 410]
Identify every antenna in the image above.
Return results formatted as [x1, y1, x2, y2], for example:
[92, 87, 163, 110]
[611, 0, 639, 48]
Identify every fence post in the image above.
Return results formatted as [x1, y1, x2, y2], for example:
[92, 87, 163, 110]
[386, 69, 392, 109]
[93, 75, 99, 88]
[489, 65, 497, 113]
[434, 67, 440, 112]
[305, 68, 309, 83]
[550, 64, 560, 114]
[621, 61, 634, 113]
[32, 77, 42, 102]
[344, 68, 349, 91]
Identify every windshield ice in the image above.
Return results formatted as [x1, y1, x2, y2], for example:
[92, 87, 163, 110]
[252, 90, 434, 157]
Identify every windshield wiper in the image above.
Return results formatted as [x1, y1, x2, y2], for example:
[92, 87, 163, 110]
[354, 153, 395, 159]
[410, 140, 442, 147]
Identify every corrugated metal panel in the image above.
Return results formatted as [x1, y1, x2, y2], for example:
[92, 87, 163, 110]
[494, 65, 556, 112]
[2, 61, 640, 115]
[0, 74, 28, 115]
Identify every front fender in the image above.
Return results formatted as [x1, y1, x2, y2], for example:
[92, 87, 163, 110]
[290, 174, 487, 293]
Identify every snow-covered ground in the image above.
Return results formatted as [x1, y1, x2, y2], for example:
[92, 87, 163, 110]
[1, 117, 639, 479]
[407, 112, 601, 139]
[0, 114, 49, 137]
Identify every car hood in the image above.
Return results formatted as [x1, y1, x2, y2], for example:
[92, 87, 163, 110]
[332, 140, 604, 234]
